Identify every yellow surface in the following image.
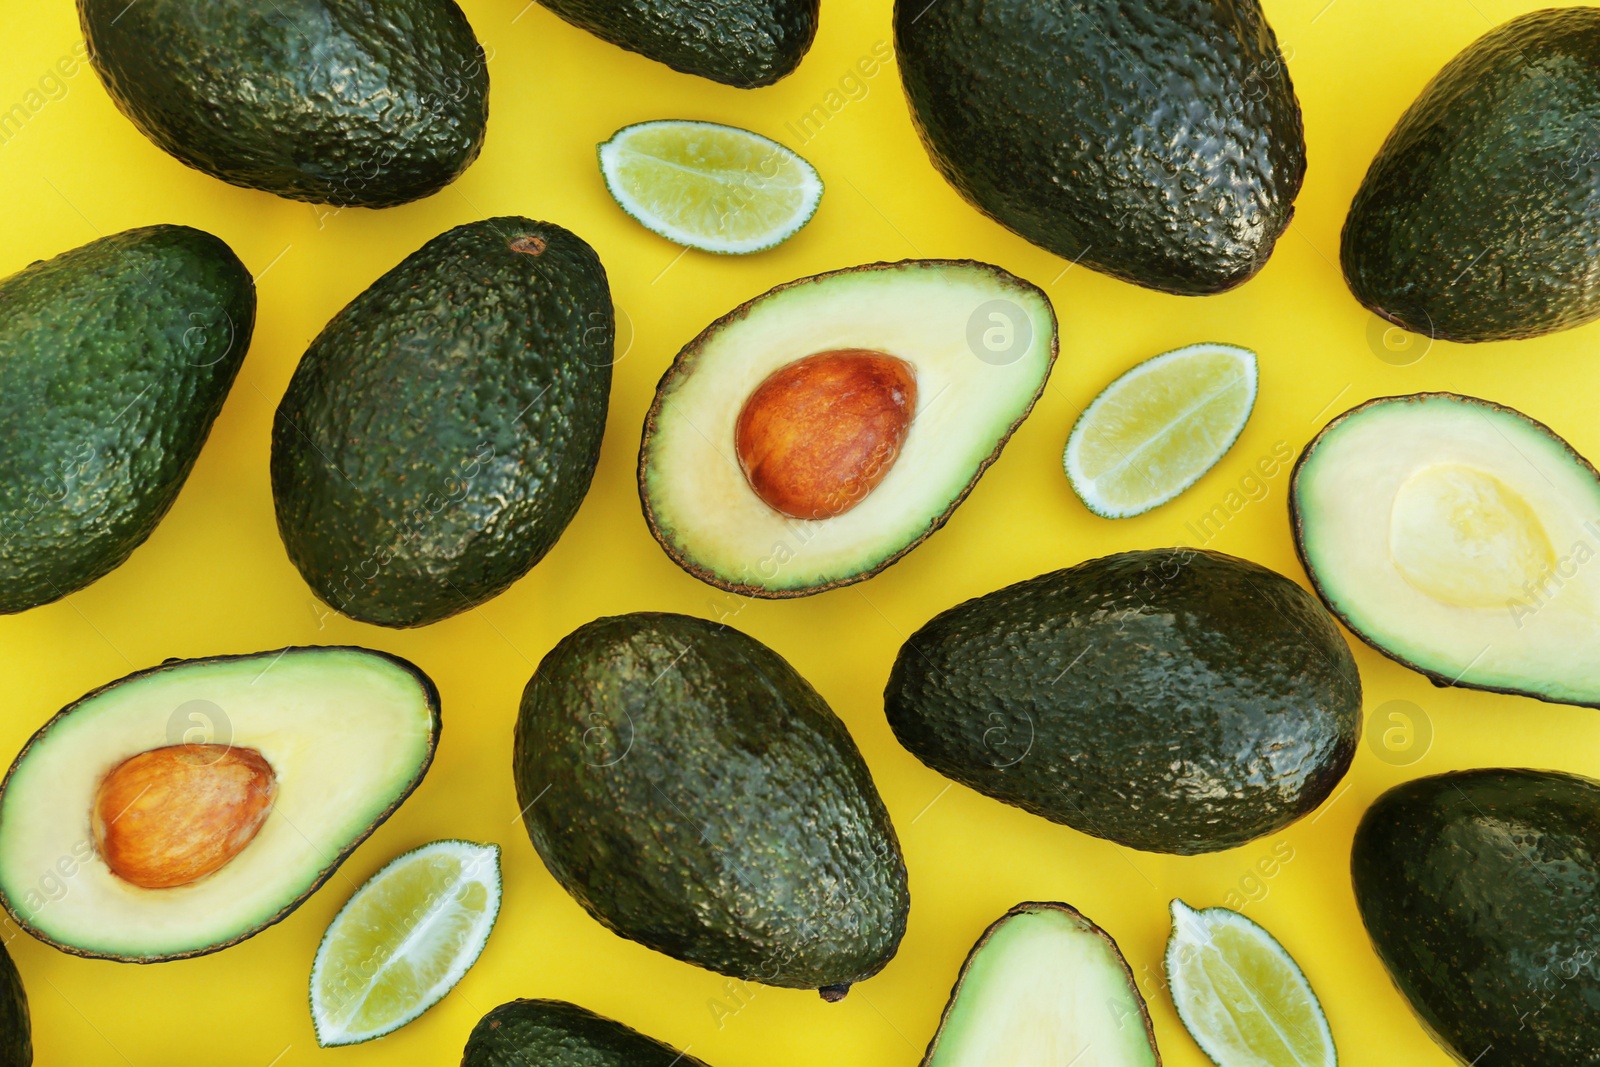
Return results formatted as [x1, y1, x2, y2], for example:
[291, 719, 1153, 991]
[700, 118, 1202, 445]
[0, 1, 1593, 1063]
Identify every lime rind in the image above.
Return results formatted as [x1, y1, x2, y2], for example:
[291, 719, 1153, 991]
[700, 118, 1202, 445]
[1165, 899, 1337, 1067]
[309, 839, 502, 1048]
[1064, 342, 1259, 519]
[598, 119, 823, 255]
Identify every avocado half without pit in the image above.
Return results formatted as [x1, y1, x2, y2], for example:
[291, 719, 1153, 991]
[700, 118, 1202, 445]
[1292, 393, 1600, 706]
[639, 260, 1058, 597]
[0, 647, 439, 962]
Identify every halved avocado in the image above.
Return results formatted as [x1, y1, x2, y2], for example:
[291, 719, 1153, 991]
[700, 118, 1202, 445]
[0, 647, 439, 962]
[639, 260, 1057, 597]
[921, 903, 1159, 1067]
[1292, 393, 1600, 707]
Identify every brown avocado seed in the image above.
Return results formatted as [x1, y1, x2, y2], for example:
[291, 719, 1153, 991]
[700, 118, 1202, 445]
[734, 349, 919, 520]
[92, 744, 278, 889]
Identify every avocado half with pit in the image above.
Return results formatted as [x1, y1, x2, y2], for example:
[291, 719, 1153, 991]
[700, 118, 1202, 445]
[1292, 393, 1600, 707]
[638, 260, 1057, 597]
[0, 647, 439, 962]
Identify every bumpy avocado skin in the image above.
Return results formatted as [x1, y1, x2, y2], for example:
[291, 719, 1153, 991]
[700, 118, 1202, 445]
[0, 941, 28, 1067]
[894, 0, 1304, 295]
[271, 218, 612, 628]
[513, 612, 909, 994]
[539, 0, 817, 87]
[885, 549, 1361, 855]
[79, 0, 488, 207]
[1343, 10, 1600, 342]
[0, 226, 254, 615]
[463, 1000, 709, 1067]
[1353, 769, 1600, 1065]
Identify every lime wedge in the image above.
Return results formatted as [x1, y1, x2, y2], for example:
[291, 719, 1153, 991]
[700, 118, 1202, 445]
[1064, 342, 1258, 518]
[310, 840, 501, 1047]
[598, 120, 823, 254]
[1165, 900, 1337, 1067]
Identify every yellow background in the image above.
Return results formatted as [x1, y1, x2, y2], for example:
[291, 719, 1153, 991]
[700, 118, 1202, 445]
[0, 0, 1592, 1062]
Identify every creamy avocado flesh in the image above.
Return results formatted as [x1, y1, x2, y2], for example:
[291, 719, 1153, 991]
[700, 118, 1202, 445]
[640, 260, 1057, 596]
[0, 647, 438, 961]
[924, 904, 1158, 1067]
[1293, 393, 1600, 705]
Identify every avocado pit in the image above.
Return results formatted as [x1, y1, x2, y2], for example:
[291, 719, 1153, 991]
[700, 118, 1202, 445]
[93, 744, 278, 890]
[734, 349, 917, 520]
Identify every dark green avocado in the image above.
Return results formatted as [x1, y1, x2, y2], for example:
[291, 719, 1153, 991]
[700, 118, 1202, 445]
[0, 941, 28, 1067]
[885, 549, 1362, 855]
[539, 0, 817, 87]
[513, 612, 909, 997]
[271, 218, 612, 628]
[1343, 9, 1600, 342]
[0, 226, 254, 614]
[463, 1000, 710, 1067]
[894, 0, 1305, 295]
[80, 0, 488, 207]
[1353, 769, 1600, 1065]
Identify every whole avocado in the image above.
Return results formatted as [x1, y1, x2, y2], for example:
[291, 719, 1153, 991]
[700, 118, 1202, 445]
[539, 0, 818, 87]
[271, 218, 612, 628]
[894, 0, 1305, 295]
[462, 1000, 710, 1067]
[0, 226, 254, 614]
[0, 941, 27, 1066]
[79, 0, 488, 207]
[513, 612, 908, 997]
[1353, 769, 1600, 1066]
[885, 549, 1361, 855]
[1342, 10, 1600, 342]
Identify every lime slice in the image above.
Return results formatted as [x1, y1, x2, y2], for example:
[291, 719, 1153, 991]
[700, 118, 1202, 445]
[1165, 900, 1337, 1067]
[598, 119, 823, 254]
[310, 840, 501, 1047]
[1064, 342, 1258, 518]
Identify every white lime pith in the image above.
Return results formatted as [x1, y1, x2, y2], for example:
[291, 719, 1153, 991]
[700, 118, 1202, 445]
[309, 839, 501, 1047]
[598, 119, 823, 254]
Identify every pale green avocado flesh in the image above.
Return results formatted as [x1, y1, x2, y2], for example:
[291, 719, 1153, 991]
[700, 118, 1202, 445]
[0, 647, 439, 961]
[924, 904, 1158, 1067]
[640, 260, 1057, 597]
[1293, 393, 1600, 706]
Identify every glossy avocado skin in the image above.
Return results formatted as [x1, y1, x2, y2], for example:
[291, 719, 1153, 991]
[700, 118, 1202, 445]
[894, 0, 1304, 295]
[1343, 10, 1600, 342]
[885, 549, 1361, 855]
[271, 218, 612, 628]
[1353, 769, 1600, 1066]
[539, 0, 818, 87]
[463, 1000, 710, 1067]
[80, 0, 488, 207]
[0, 226, 254, 614]
[0, 941, 27, 1067]
[513, 612, 909, 994]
